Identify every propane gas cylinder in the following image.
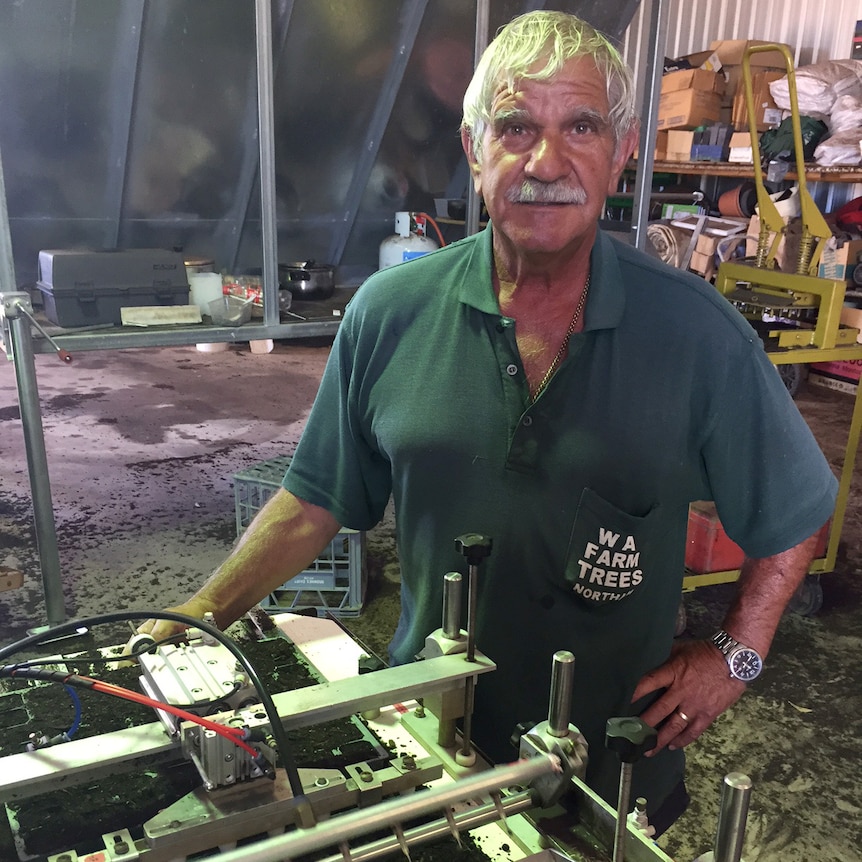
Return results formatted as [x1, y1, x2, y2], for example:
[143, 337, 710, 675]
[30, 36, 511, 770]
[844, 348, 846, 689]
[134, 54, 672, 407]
[379, 212, 438, 270]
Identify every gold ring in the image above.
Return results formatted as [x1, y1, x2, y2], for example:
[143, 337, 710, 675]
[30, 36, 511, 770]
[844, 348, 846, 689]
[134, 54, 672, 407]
[677, 710, 690, 722]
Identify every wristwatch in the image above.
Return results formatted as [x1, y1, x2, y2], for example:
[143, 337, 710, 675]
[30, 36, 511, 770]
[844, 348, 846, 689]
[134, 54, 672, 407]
[711, 629, 763, 682]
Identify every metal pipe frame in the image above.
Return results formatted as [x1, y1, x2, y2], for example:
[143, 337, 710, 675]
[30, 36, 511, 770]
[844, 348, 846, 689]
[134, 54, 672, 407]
[255, 0, 280, 327]
[0, 141, 66, 628]
[0, 296, 66, 627]
[463, 0, 490, 238]
[631, 0, 667, 251]
[325, 0, 429, 266]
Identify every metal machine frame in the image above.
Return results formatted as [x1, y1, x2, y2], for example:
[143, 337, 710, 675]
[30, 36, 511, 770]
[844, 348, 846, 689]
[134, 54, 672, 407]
[0, 611, 687, 862]
[685, 44, 862, 599]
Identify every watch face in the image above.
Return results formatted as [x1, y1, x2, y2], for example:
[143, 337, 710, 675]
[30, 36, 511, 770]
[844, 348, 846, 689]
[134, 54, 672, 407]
[729, 648, 762, 681]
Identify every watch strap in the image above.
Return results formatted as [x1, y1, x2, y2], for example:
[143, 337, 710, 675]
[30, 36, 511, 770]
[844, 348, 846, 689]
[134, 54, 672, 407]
[711, 629, 739, 656]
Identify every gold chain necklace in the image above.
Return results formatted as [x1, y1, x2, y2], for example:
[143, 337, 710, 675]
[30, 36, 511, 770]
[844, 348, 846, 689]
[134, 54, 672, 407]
[531, 276, 590, 401]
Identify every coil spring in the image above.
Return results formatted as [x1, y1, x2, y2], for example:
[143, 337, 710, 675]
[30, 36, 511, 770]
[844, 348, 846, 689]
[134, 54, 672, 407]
[797, 234, 814, 275]
[755, 222, 771, 269]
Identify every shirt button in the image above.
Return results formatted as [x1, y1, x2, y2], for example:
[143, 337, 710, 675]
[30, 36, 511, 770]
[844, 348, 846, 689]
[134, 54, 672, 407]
[522, 416, 533, 427]
[506, 364, 518, 376]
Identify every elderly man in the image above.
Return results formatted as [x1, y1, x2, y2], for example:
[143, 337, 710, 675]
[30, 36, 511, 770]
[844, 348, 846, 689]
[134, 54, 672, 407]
[143, 11, 836, 832]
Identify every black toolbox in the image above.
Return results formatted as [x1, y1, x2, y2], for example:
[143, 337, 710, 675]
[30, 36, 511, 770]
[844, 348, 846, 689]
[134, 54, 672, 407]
[36, 248, 190, 327]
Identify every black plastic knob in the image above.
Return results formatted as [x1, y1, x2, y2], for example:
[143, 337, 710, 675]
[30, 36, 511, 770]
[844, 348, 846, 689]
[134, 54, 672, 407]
[358, 654, 386, 674]
[605, 716, 658, 763]
[455, 534, 493, 565]
[508, 720, 538, 749]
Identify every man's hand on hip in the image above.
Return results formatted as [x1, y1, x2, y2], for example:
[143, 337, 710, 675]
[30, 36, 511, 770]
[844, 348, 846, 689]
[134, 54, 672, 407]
[631, 639, 746, 755]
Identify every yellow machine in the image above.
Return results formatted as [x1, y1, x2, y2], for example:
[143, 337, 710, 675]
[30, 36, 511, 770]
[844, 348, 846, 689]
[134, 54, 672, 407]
[685, 45, 862, 612]
[713, 43, 858, 351]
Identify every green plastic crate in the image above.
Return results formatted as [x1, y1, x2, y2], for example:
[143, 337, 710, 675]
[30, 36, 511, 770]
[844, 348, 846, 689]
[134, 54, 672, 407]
[233, 455, 366, 617]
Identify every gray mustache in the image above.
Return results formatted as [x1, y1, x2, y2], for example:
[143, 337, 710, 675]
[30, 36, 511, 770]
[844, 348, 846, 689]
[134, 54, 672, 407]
[506, 180, 587, 204]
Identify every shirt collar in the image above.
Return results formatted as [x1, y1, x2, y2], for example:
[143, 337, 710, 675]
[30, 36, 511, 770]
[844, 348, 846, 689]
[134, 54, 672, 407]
[458, 224, 626, 330]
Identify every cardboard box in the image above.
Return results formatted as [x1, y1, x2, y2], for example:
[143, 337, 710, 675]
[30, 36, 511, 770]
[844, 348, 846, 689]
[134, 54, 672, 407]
[657, 89, 722, 130]
[732, 70, 784, 131]
[689, 249, 716, 279]
[728, 131, 754, 163]
[840, 306, 862, 342]
[661, 68, 726, 95]
[709, 40, 791, 108]
[695, 233, 721, 256]
[654, 129, 668, 160]
[666, 129, 695, 161]
[633, 130, 668, 161]
[817, 239, 862, 281]
[708, 40, 791, 67]
[663, 50, 722, 74]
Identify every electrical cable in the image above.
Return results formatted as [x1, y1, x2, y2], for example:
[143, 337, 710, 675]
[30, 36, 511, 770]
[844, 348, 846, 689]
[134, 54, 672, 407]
[87, 679, 260, 759]
[11, 651, 245, 711]
[63, 684, 82, 739]
[0, 611, 308, 809]
[1, 665, 260, 759]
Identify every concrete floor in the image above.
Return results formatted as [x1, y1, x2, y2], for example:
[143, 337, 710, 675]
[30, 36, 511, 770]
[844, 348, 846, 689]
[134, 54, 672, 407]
[0, 339, 860, 861]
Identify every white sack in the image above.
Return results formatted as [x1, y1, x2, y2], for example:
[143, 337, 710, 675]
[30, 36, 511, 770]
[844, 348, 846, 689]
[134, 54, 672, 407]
[814, 129, 862, 166]
[770, 60, 862, 118]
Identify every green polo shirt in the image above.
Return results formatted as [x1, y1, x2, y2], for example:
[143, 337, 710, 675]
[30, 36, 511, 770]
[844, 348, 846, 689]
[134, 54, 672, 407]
[284, 226, 836, 812]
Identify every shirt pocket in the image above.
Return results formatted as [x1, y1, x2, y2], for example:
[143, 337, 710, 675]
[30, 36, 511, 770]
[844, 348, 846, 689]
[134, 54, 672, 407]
[562, 487, 661, 609]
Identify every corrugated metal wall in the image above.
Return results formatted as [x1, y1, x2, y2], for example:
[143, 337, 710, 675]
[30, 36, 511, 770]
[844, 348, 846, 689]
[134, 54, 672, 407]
[622, 0, 862, 71]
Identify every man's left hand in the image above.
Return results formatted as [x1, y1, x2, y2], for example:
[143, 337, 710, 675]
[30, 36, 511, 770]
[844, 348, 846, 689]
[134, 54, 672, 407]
[631, 639, 746, 755]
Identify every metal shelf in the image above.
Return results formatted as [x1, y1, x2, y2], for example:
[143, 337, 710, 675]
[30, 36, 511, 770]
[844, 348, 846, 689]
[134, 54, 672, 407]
[23, 290, 356, 355]
[634, 159, 862, 184]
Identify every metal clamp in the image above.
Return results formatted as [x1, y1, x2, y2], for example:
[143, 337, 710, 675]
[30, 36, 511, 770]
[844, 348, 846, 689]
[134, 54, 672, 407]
[1, 292, 72, 362]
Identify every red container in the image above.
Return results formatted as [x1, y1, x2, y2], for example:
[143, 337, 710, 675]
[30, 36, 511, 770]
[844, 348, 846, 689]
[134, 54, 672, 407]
[686, 502, 830, 574]
[686, 502, 745, 573]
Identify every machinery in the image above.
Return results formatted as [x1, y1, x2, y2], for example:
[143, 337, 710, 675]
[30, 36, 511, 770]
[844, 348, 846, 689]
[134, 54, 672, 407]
[713, 44, 859, 355]
[0, 536, 753, 862]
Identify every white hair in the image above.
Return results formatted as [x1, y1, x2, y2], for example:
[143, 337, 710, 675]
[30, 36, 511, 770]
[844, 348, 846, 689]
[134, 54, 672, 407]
[462, 10, 637, 163]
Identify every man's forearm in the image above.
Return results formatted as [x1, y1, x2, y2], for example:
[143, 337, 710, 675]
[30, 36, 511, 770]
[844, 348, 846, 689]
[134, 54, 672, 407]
[720, 528, 822, 657]
[633, 525, 825, 752]
[191, 488, 342, 628]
